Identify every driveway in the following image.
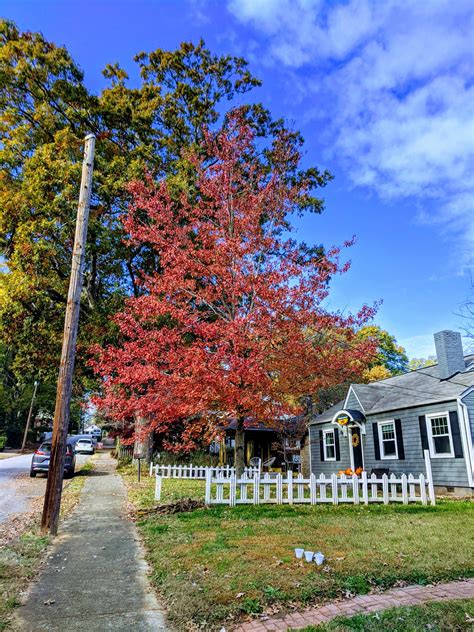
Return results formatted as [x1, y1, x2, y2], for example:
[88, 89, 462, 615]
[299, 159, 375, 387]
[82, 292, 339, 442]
[0, 452, 90, 524]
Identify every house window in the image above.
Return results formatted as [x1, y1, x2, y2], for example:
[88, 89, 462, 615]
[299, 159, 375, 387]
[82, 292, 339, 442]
[323, 429, 336, 461]
[426, 413, 454, 457]
[378, 421, 398, 459]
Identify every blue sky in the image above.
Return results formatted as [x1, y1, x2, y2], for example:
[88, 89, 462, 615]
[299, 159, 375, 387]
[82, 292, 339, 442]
[4, 0, 474, 358]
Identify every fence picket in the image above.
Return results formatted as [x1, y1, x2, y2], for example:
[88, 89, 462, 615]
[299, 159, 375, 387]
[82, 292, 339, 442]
[370, 473, 378, 501]
[419, 473, 427, 505]
[401, 473, 408, 504]
[276, 474, 283, 504]
[331, 473, 339, 505]
[390, 473, 398, 501]
[424, 450, 436, 506]
[352, 474, 360, 504]
[361, 471, 368, 505]
[382, 474, 389, 504]
[253, 474, 260, 505]
[287, 470, 293, 505]
[310, 473, 316, 505]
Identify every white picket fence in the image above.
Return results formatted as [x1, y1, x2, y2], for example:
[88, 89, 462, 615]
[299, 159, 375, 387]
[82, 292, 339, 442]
[149, 463, 260, 480]
[202, 450, 436, 507]
[153, 451, 436, 507]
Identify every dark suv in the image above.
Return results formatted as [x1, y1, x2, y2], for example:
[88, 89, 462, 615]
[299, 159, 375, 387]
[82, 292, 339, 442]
[30, 441, 76, 478]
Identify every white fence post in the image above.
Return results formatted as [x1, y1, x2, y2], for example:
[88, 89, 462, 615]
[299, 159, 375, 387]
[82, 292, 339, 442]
[331, 473, 339, 505]
[205, 468, 212, 504]
[230, 474, 237, 507]
[408, 473, 416, 501]
[361, 471, 368, 505]
[149, 461, 154, 477]
[276, 474, 283, 504]
[424, 449, 436, 506]
[287, 470, 293, 505]
[154, 475, 162, 501]
[382, 474, 389, 504]
[253, 473, 260, 505]
[419, 473, 427, 505]
[401, 473, 408, 504]
[352, 474, 360, 505]
[310, 473, 316, 505]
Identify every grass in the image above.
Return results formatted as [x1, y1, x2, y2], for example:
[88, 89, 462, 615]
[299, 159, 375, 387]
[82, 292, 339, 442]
[119, 465, 474, 631]
[0, 458, 94, 630]
[295, 598, 474, 631]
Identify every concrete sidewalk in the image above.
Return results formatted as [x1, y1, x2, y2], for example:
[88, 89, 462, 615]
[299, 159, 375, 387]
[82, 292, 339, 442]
[14, 453, 168, 631]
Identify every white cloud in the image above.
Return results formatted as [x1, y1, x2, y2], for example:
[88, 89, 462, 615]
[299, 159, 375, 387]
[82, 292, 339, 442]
[227, 0, 474, 268]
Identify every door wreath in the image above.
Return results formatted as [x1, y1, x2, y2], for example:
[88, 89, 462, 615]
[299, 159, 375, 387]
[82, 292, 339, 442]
[352, 433, 360, 448]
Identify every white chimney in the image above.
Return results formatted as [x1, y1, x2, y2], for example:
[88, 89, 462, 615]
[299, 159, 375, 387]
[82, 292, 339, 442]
[434, 330, 465, 379]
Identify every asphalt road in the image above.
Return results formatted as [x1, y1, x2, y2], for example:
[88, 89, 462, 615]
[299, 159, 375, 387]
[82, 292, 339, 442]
[0, 452, 90, 523]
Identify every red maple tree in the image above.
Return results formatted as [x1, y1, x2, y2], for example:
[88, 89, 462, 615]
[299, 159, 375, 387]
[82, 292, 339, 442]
[91, 113, 376, 471]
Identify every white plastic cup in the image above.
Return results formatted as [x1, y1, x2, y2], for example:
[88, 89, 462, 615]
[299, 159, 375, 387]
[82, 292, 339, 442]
[295, 548, 304, 559]
[304, 550, 314, 562]
[314, 552, 325, 565]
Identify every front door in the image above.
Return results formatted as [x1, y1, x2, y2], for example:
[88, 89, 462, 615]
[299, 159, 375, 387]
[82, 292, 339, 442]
[351, 427, 363, 470]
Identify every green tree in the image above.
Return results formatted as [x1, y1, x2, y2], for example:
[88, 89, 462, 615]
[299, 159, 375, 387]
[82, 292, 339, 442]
[408, 356, 436, 371]
[1, 20, 331, 397]
[357, 325, 409, 377]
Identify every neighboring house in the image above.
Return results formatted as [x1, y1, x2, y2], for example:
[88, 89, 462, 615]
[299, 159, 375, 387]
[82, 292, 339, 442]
[213, 418, 304, 471]
[84, 424, 102, 438]
[309, 331, 474, 496]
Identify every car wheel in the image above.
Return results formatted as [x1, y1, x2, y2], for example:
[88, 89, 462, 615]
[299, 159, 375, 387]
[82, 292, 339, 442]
[65, 469, 74, 479]
[29, 470, 37, 478]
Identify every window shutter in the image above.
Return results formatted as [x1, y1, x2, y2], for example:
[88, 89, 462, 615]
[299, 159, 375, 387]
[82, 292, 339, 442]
[334, 429, 340, 461]
[372, 423, 380, 460]
[449, 411, 463, 458]
[319, 430, 325, 461]
[418, 415, 429, 454]
[394, 419, 405, 460]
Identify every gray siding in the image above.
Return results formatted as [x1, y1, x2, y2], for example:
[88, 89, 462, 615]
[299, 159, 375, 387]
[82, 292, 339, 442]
[364, 401, 469, 487]
[345, 389, 362, 411]
[309, 424, 350, 477]
[461, 390, 474, 444]
[310, 400, 470, 487]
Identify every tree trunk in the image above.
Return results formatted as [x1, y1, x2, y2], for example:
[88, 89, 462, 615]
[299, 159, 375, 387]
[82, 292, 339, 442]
[133, 414, 152, 464]
[234, 416, 245, 476]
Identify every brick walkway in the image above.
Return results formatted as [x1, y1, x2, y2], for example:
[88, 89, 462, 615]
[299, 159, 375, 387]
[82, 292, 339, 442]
[233, 578, 474, 631]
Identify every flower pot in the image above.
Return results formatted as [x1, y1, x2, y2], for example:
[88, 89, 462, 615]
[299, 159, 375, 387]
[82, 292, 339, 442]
[304, 550, 314, 562]
[294, 548, 304, 559]
[314, 552, 325, 565]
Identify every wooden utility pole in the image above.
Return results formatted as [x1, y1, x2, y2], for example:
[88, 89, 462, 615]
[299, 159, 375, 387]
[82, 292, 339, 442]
[41, 134, 96, 535]
[20, 380, 39, 453]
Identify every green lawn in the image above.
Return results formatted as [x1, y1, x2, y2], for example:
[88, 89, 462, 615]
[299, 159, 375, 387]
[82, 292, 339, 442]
[296, 599, 474, 631]
[120, 466, 474, 631]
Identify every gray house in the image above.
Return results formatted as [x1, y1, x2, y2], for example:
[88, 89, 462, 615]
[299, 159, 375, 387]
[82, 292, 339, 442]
[309, 331, 474, 496]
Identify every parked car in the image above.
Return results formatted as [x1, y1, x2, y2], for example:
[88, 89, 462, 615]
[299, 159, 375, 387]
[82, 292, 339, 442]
[30, 441, 76, 478]
[74, 437, 95, 455]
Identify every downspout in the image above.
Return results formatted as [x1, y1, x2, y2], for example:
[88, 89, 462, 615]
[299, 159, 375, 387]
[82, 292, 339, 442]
[457, 397, 474, 487]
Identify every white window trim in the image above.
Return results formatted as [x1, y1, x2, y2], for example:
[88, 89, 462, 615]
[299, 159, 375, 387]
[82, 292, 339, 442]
[323, 429, 336, 461]
[377, 420, 398, 460]
[426, 411, 454, 459]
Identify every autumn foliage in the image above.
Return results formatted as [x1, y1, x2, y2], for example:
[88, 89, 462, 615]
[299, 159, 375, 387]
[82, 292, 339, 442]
[91, 113, 376, 457]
